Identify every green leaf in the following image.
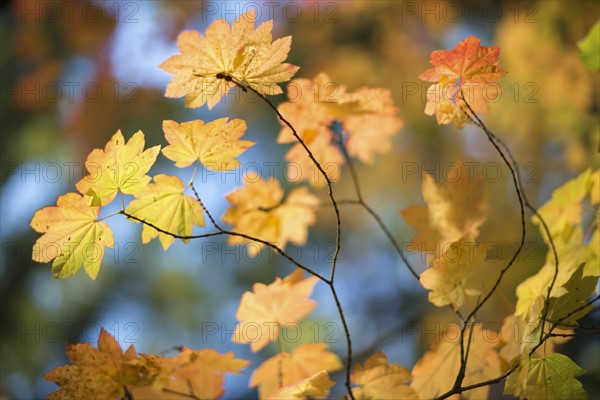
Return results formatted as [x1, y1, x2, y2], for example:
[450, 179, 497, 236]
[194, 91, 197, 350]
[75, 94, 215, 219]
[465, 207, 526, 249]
[578, 20, 600, 72]
[504, 353, 586, 399]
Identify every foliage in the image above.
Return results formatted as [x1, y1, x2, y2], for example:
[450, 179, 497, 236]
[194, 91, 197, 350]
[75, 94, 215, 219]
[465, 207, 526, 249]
[28, 9, 599, 400]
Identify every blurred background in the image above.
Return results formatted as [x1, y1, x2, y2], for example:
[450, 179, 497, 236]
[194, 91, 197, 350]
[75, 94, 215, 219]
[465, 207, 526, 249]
[1, 0, 598, 398]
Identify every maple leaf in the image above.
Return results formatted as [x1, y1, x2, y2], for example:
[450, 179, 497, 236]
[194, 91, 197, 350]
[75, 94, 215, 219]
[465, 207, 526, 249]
[31, 193, 114, 280]
[276, 73, 402, 185]
[420, 240, 500, 309]
[76, 130, 160, 206]
[410, 324, 504, 400]
[399, 162, 488, 254]
[533, 168, 594, 240]
[232, 269, 318, 352]
[351, 352, 418, 400]
[222, 172, 319, 255]
[125, 174, 205, 250]
[160, 9, 299, 109]
[498, 315, 573, 364]
[45, 329, 145, 399]
[156, 348, 249, 400]
[268, 370, 335, 400]
[515, 246, 598, 325]
[283, 130, 344, 188]
[419, 36, 507, 128]
[162, 118, 254, 170]
[504, 353, 586, 399]
[250, 343, 342, 398]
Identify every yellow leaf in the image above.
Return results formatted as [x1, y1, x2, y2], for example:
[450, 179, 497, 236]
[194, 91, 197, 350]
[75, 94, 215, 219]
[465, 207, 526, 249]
[222, 173, 319, 254]
[76, 130, 160, 206]
[162, 118, 254, 170]
[420, 240, 500, 309]
[160, 9, 299, 109]
[411, 324, 503, 400]
[125, 174, 205, 250]
[251, 343, 342, 399]
[268, 370, 335, 400]
[31, 193, 114, 280]
[45, 329, 142, 399]
[400, 162, 488, 254]
[233, 269, 318, 352]
[351, 352, 418, 400]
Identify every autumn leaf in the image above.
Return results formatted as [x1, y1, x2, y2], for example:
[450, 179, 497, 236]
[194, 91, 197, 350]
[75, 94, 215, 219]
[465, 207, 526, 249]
[498, 315, 573, 365]
[31, 193, 114, 280]
[162, 118, 254, 170]
[232, 269, 318, 352]
[76, 130, 160, 206]
[251, 343, 342, 398]
[411, 324, 504, 400]
[125, 174, 205, 250]
[504, 353, 586, 399]
[45, 329, 144, 399]
[160, 9, 299, 109]
[283, 130, 344, 188]
[419, 36, 507, 128]
[400, 162, 488, 254]
[351, 352, 418, 400]
[420, 240, 500, 309]
[268, 370, 335, 400]
[153, 348, 249, 400]
[276, 72, 402, 185]
[222, 172, 319, 255]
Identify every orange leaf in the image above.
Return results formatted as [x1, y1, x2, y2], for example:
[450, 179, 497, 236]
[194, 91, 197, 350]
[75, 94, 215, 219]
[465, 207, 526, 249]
[399, 162, 488, 255]
[222, 173, 319, 254]
[268, 370, 336, 400]
[419, 36, 507, 128]
[233, 269, 318, 352]
[250, 343, 342, 398]
[410, 324, 504, 400]
[45, 329, 142, 399]
[351, 352, 418, 400]
[160, 9, 299, 109]
[276, 73, 402, 185]
[31, 193, 114, 280]
[75, 130, 160, 206]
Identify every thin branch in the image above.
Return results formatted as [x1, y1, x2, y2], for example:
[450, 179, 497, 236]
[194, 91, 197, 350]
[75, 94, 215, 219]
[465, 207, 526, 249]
[120, 210, 328, 282]
[334, 131, 419, 280]
[439, 94, 527, 397]
[219, 73, 343, 283]
[329, 284, 354, 398]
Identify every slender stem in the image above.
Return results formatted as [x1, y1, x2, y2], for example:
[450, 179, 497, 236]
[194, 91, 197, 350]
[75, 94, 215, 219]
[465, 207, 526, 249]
[120, 210, 328, 282]
[189, 181, 223, 231]
[277, 329, 285, 389]
[328, 283, 354, 399]
[222, 74, 342, 283]
[440, 94, 526, 396]
[334, 131, 419, 280]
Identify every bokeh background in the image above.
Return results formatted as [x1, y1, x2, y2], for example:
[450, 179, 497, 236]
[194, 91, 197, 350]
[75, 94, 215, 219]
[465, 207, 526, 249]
[1, 0, 598, 398]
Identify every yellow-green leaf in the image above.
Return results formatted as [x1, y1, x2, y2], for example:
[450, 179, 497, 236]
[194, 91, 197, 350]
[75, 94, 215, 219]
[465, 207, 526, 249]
[125, 174, 205, 250]
[31, 193, 114, 280]
[76, 130, 160, 206]
[504, 353, 586, 399]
